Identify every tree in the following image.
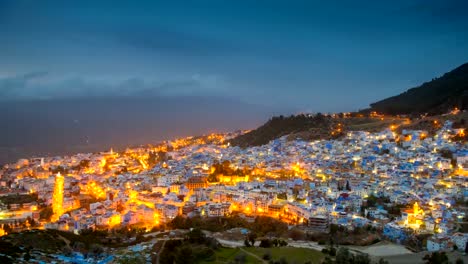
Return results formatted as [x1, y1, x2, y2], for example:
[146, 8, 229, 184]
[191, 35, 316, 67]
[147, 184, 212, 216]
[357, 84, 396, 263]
[288, 228, 305, 241]
[423, 252, 449, 264]
[336, 248, 351, 264]
[118, 254, 146, 264]
[248, 232, 257, 246]
[244, 239, 251, 247]
[259, 239, 272, 248]
[272, 239, 279, 247]
[186, 228, 206, 244]
[175, 246, 194, 264]
[378, 259, 389, 264]
[40, 206, 53, 221]
[353, 254, 371, 264]
[330, 224, 339, 235]
[26, 216, 35, 227]
[24, 252, 31, 261]
[89, 244, 104, 256]
[169, 215, 186, 229]
[159, 240, 183, 264]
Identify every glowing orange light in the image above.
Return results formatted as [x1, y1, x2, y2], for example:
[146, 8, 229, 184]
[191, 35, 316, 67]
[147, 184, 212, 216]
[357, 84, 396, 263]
[51, 172, 64, 222]
[459, 129, 465, 137]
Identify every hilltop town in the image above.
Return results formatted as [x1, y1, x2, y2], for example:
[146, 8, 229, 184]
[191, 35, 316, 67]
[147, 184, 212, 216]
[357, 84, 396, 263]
[0, 110, 467, 263]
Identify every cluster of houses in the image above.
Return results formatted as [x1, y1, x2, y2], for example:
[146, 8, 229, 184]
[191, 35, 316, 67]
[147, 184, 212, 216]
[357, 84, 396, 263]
[0, 119, 467, 252]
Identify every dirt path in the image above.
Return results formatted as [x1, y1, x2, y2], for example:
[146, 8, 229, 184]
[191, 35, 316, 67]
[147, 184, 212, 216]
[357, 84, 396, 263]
[239, 247, 266, 263]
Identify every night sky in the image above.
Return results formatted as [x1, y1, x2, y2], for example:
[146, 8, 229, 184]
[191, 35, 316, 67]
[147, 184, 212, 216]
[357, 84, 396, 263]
[1, 0, 468, 112]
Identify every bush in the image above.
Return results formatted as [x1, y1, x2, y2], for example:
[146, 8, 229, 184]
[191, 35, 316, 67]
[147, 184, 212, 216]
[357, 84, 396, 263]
[175, 246, 194, 264]
[260, 239, 272, 248]
[195, 247, 215, 260]
[24, 252, 31, 261]
[423, 252, 449, 264]
[288, 228, 306, 241]
[263, 252, 272, 260]
[244, 239, 251, 247]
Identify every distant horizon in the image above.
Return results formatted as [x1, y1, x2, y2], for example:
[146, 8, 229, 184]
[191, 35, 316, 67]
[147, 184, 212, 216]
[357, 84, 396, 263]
[0, 96, 292, 165]
[1, 0, 468, 163]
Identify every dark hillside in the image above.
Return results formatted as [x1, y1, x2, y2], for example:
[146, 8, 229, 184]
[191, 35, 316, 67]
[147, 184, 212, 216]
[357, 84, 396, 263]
[228, 114, 406, 148]
[369, 63, 468, 115]
[228, 114, 333, 148]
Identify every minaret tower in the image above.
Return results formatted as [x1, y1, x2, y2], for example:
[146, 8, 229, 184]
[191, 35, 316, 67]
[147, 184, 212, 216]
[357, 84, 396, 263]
[51, 172, 64, 222]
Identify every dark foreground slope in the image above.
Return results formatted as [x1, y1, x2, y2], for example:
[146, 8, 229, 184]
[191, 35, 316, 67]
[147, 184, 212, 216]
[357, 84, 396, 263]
[369, 63, 468, 115]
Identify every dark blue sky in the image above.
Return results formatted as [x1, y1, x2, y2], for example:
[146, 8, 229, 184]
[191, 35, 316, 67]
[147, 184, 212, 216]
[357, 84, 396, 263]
[1, 0, 468, 112]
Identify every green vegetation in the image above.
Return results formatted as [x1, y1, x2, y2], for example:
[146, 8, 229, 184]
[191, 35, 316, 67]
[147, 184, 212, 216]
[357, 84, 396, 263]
[0, 193, 38, 205]
[370, 62, 468, 115]
[117, 254, 146, 264]
[322, 247, 371, 264]
[158, 228, 220, 264]
[157, 228, 322, 264]
[200, 246, 324, 264]
[422, 251, 449, 264]
[346, 118, 395, 132]
[229, 114, 334, 148]
[147, 150, 168, 167]
[228, 113, 405, 148]
[2, 230, 67, 253]
[0, 240, 24, 264]
[168, 215, 288, 237]
[200, 247, 261, 264]
[244, 247, 324, 264]
[40, 206, 53, 221]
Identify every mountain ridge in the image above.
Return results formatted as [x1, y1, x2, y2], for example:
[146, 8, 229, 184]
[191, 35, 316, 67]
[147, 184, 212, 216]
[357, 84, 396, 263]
[369, 62, 468, 115]
[229, 62, 468, 147]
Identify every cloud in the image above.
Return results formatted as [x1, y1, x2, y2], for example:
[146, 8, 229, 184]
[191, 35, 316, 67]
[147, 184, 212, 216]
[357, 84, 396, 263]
[0, 72, 227, 100]
[0, 71, 48, 99]
[115, 26, 239, 57]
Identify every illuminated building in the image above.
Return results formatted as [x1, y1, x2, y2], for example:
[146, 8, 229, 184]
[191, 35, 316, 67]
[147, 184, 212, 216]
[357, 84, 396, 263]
[51, 172, 64, 222]
[0, 225, 6, 237]
[84, 181, 106, 199]
[217, 174, 249, 184]
[401, 202, 425, 230]
[185, 176, 208, 190]
[268, 204, 284, 217]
